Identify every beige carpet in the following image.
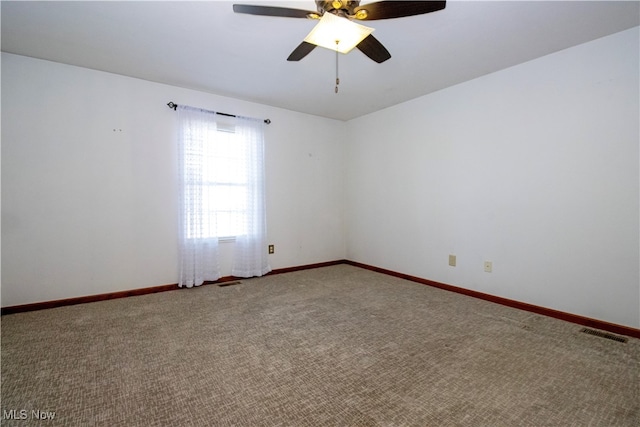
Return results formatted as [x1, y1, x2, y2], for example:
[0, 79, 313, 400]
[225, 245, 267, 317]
[1, 265, 639, 426]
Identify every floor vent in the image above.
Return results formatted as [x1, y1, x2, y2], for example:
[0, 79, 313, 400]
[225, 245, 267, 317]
[218, 281, 241, 287]
[580, 328, 628, 343]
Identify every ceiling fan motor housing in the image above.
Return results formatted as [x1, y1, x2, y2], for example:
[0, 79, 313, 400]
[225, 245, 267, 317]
[317, 0, 361, 17]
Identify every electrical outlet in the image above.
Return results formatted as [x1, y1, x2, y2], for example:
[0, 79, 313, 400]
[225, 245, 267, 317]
[449, 255, 456, 267]
[484, 261, 492, 273]
[268, 244, 275, 254]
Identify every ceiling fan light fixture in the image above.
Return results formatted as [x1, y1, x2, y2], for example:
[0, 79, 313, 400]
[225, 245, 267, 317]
[303, 12, 374, 54]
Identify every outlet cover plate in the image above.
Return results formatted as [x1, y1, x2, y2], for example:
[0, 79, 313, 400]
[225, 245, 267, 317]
[484, 261, 492, 273]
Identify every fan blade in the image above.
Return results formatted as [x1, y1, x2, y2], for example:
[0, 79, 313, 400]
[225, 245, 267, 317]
[353, 1, 446, 20]
[233, 4, 316, 18]
[287, 42, 317, 61]
[356, 35, 391, 63]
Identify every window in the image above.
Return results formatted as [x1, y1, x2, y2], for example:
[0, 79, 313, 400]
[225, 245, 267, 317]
[177, 104, 270, 285]
[183, 120, 248, 239]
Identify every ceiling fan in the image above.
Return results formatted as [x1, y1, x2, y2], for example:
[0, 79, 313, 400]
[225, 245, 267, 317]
[233, 1, 446, 63]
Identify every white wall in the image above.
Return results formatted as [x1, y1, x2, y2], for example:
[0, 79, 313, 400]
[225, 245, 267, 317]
[345, 27, 639, 328]
[1, 53, 346, 307]
[3, 27, 639, 330]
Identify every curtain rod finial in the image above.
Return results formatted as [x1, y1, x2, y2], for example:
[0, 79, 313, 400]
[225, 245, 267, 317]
[167, 102, 177, 111]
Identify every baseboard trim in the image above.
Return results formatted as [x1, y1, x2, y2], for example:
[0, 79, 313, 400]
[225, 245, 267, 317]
[4, 259, 637, 340]
[0, 260, 347, 316]
[0, 283, 180, 315]
[269, 259, 347, 275]
[203, 260, 347, 284]
[344, 260, 640, 339]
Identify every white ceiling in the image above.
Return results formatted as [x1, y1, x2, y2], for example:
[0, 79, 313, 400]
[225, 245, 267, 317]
[2, 1, 638, 120]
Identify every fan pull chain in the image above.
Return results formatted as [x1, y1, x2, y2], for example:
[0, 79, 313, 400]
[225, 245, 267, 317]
[335, 40, 340, 94]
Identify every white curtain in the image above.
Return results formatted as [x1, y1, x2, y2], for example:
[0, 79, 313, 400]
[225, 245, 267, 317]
[177, 106, 220, 288]
[177, 105, 270, 287]
[231, 116, 271, 278]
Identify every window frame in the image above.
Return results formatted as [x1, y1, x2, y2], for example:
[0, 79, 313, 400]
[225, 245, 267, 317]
[183, 122, 250, 241]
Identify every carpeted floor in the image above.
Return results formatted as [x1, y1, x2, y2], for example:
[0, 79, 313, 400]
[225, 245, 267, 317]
[1, 265, 639, 426]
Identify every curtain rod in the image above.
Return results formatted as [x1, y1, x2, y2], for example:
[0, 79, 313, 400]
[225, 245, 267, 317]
[167, 102, 271, 124]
